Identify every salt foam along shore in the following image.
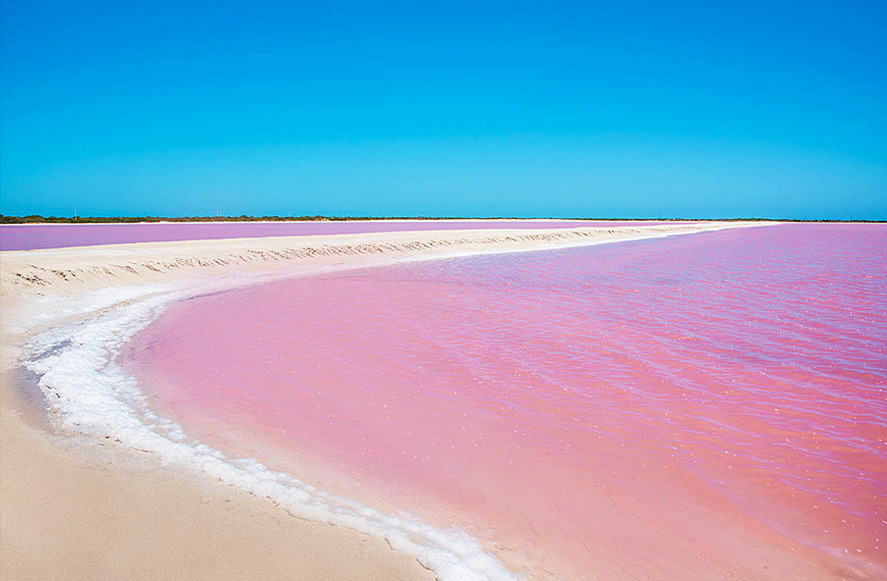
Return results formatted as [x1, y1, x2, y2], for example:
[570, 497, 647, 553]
[0, 222, 760, 580]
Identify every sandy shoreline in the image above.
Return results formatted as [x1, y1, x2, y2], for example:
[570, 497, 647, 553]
[0, 222, 757, 580]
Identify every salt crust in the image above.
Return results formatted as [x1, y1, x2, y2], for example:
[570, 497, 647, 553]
[23, 278, 518, 581]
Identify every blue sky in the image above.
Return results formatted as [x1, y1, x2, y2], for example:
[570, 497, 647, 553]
[1, 0, 885, 219]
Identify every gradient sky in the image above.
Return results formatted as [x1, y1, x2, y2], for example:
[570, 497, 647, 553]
[1, 0, 885, 219]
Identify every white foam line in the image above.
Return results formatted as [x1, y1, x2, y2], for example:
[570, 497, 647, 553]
[22, 278, 517, 581]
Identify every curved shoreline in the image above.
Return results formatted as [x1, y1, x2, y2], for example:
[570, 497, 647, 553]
[0, 222, 761, 580]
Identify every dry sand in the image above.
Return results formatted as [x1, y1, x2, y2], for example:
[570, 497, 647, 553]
[0, 222, 754, 581]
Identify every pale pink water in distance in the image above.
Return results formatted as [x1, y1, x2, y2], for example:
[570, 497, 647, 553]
[125, 224, 887, 579]
[0, 219, 664, 251]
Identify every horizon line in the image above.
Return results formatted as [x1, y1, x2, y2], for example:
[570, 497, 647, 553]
[1, 214, 885, 225]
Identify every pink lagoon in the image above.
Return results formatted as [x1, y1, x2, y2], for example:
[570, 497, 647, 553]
[121, 223, 887, 580]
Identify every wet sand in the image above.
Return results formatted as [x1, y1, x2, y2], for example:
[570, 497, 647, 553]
[0, 373, 434, 581]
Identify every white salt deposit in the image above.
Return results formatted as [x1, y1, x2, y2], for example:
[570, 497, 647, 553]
[21, 278, 518, 581]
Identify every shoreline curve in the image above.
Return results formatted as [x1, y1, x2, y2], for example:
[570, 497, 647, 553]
[0, 221, 762, 581]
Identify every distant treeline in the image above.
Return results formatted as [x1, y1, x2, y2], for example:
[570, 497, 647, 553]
[0, 214, 881, 224]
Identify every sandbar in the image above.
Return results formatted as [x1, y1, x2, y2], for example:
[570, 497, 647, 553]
[0, 222, 756, 580]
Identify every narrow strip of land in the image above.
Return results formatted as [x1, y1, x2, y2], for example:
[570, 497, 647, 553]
[0, 221, 758, 581]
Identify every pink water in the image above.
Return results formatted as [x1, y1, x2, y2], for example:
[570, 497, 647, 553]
[0, 219, 662, 251]
[124, 224, 886, 579]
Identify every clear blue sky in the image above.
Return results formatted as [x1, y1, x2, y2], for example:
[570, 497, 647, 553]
[1, 0, 885, 219]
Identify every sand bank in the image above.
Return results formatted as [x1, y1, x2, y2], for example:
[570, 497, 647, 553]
[0, 222, 757, 580]
[0, 374, 434, 581]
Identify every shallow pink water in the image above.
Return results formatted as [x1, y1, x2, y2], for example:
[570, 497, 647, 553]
[0, 219, 660, 251]
[125, 224, 886, 579]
